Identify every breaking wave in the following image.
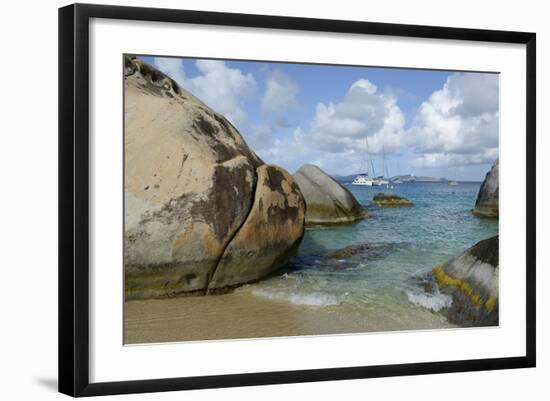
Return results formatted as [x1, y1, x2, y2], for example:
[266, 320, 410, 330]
[248, 288, 342, 307]
[406, 290, 452, 312]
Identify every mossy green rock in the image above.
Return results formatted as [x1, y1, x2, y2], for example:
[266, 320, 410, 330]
[372, 193, 413, 208]
[432, 236, 499, 326]
[293, 164, 367, 225]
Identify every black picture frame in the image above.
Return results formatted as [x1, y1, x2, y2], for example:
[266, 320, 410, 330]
[58, 3, 536, 397]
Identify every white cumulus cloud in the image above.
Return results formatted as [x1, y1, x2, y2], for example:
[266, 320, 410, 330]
[256, 127, 306, 165]
[308, 79, 405, 155]
[411, 148, 499, 168]
[261, 70, 299, 114]
[407, 73, 499, 167]
[255, 79, 406, 175]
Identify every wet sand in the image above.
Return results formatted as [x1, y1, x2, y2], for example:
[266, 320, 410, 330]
[125, 291, 453, 344]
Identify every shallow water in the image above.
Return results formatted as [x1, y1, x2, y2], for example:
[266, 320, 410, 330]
[236, 181, 498, 329]
[125, 181, 499, 343]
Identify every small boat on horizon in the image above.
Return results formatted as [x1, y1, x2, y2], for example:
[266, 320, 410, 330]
[449, 156, 459, 186]
[372, 176, 389, 186]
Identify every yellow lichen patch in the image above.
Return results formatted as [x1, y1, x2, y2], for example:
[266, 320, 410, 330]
[432, 264, 495, 310]
[484, 297, 497, 312]
[433, 264, 461, 286]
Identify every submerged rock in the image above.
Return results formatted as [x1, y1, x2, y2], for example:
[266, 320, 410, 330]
[320, 242, 398, 270]
[325, 244, 370, 260]
[432, 236, 499, 326]
[293, 164, 367, 224]
[124, 56, 305, 299]
[473, 159, 499, 218]
[372, 193, 413, 208]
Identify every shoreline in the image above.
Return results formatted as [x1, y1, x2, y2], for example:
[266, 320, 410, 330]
[125, 290, 454, 344]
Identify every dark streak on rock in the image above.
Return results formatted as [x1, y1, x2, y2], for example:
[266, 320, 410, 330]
[190, 163, 254, 241]
[264, 166, 286, 193]
[191, 115, 241, 164]
[177, 153, 188, 180]
[214, 114, 236, 140]
[263, 166, 301, 222]
[194, 115, 216, 137]
[468, 235, 499, 267]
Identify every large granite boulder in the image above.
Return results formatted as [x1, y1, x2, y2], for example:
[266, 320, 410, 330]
[124, 56, 305, 299]
[473, 159, 499, 218]
[293, 164, 367, 224]
[372, 193, 413, 208]
[432, 236, 499, 326]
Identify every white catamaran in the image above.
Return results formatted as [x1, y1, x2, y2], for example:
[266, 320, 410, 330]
[352, 174, 373, 186]
[352, 137, 375, 186]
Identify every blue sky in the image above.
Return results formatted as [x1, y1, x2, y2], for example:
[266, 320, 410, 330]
[142, 55, 499, 181]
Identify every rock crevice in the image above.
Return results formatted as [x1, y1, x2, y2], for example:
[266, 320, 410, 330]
[205, 166, 259, 292]
[208, 165, 306, 292]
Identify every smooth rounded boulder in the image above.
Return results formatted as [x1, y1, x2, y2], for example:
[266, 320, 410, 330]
[432, 236, 499, 326]
[208, 165, 306, 292]
[293, 164, 367, 224]
[473, 159, 499, 218]
[124, 56, 305, 299]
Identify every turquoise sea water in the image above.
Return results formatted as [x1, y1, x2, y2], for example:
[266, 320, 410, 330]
[237, 181, 498, 326]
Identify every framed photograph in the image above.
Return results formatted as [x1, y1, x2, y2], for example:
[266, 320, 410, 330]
[58, 3, 536, 397]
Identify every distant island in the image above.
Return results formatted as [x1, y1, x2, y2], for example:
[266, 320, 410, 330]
[332, 173, 482, 183]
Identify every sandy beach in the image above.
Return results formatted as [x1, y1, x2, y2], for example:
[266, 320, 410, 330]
[124, 290, 454, 344]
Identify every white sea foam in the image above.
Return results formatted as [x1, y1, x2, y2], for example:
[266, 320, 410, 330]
[406, 290, 452, 312]
[249, 288, 341, 307]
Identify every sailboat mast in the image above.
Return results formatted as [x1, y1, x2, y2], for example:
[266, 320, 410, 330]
[365, 136, 368, 175]
[454, 160, 458, 182]
[365, 136, 371, 176]
[382, 143, 386, 178]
